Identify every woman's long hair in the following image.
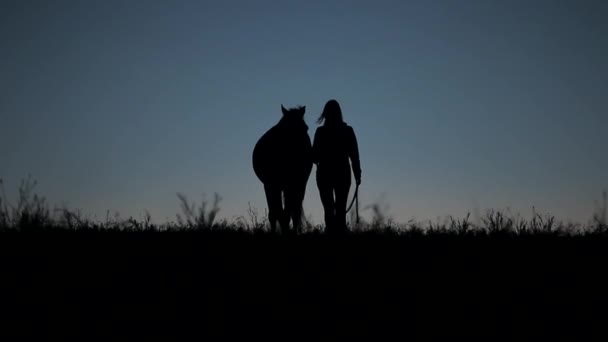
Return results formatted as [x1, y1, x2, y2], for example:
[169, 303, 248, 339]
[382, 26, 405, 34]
[317, 99, 344, 125]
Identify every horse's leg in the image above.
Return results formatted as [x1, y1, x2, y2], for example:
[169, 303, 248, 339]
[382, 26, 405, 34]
[264, 183, 281, 233]
[278, 190, 291, 234]
[284, 187, 302, 234]
[292, 202, 303, 234]
[296, 181, 310, 234]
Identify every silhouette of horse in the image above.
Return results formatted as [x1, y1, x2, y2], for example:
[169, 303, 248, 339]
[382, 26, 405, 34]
[253, 105, 313, 233]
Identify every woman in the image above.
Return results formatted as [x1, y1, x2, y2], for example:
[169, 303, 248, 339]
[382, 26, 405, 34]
[312, 99, 361, 233]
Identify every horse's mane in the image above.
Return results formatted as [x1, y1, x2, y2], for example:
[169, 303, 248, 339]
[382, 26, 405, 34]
[284, 105, 305, 113]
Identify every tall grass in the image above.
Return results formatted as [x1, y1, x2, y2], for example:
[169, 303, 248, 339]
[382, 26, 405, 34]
[175, 192, 222, 229]
[0, 177, 606, 237]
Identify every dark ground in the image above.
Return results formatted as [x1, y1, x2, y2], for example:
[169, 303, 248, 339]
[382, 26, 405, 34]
[1, 230, 607, 340]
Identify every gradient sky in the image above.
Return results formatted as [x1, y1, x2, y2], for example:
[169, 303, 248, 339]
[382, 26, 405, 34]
[1, 0, 606, 224]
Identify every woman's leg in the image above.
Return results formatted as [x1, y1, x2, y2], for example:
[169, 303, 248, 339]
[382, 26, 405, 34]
[335, 179, 351, 232]
[317, 177, 335, 232]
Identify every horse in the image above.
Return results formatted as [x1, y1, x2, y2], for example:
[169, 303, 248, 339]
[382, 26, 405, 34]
[252, 105, 313, 233]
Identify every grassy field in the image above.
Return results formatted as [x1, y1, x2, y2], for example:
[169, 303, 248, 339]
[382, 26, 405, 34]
[1, 179, 607, 339]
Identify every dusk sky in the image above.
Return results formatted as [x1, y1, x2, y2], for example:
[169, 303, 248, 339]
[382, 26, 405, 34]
[1, 0, 606, 224]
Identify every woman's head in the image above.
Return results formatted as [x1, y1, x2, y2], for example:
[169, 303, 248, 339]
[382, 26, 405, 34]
[317, 99, 343, 125]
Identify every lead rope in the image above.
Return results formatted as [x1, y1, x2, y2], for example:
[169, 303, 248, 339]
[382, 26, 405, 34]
[355, 185, 359, 224]
[346, 183, 360, 224]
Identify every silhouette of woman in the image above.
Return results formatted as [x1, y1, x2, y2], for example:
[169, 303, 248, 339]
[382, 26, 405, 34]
[312, 100, 361, 233]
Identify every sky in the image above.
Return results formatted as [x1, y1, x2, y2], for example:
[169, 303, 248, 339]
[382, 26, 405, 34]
[1, 0, 606, 225]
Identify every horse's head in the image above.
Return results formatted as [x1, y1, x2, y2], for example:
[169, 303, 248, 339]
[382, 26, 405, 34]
[279, 105, 308, 131]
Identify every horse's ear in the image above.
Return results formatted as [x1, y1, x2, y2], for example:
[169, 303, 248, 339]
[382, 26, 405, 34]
[281, 105, 288, 116]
